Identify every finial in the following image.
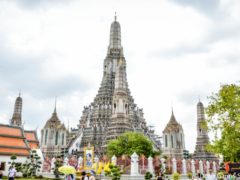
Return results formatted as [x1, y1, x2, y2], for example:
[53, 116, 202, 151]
[114, 12, 117, 21]
[54, 96, 57, 113]
[19, 89, 21, 97]
[198, 95, 201, 102]
[171, 101, 174, 114]
[171, 107, 174, 117]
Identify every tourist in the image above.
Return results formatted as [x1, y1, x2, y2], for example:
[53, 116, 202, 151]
[65, 174, 75, 180]
[8, 166, 16, 180]
[81, 171, 88, 180]
[227, 172, 236, 180]
[0, 170, 3, 180]
[89, 170, 96, 180]
[156, 172, 164, 180]
[205, 169, 217, 180]
[196, 170, 203, 180]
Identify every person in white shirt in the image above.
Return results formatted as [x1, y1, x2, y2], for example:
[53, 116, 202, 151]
[206, 169, 217, 180]
[8, 166, 16, 180]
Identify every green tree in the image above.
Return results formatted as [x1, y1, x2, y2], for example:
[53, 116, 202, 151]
[144, 171, 153, 180]
[10, 155, 17, 166]
[107, 132, 158, 157]
[206, 83, 240, 162]
[21, 150, 42, 177]
[54, 157, 63, 179]
[9, 155, 22, 172]
[105, 164, 122, 180]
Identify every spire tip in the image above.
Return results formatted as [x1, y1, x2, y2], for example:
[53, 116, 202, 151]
[54, 96, 57, 113]
[114, 12, 117, 21]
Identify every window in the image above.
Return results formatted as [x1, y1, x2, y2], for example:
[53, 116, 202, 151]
[62, 133, 64, 145]
[171, 135, 173, 148]
[165, 135, 168, 147]
[45, 130, 48, 145]
[55, 131, 58, 145]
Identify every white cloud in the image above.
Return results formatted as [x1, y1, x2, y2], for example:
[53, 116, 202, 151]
[0, 0, 240, 153]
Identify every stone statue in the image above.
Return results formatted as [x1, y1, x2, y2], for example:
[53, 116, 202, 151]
[78, 156, 83, 171]
[172, 158, 177, 173]
[131, 152, 139, 176]
[111, 155, 117, 166]
[148, 156, 154, 174]
[64, 156, 69, 165]
[51, 157, 56, 172]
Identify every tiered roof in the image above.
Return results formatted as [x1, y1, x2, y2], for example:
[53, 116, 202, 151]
[43, 106, 66, 130]
[0, 124, 39, 156]
[0, 124, 30, 156]
[24, 130, 39, 149]
[163, 110, 183, 133]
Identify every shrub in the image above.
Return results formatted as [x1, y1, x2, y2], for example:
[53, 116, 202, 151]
[105, 164, 122, 180]
[187, 172, 192, 179]
[217, 172, 224, 180]
[173, 172, 180, 180]
[144, 171, 153, 180]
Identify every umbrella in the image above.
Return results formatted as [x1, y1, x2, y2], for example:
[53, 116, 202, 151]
[58, 165, 76, 175]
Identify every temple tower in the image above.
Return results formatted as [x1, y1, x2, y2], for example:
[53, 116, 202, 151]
[193, 101, 217, 160]
[162, 110, 185, 158]
[10, 93, 22, 126]
[107, 58, 131, 140]
[70, 15, 159, 156]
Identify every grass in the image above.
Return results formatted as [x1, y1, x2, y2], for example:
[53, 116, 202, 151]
[2, 177, 58, 180]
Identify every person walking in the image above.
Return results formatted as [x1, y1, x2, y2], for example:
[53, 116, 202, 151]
[89, 170, 96, 180]
[81, 171, 88, 180]
[156, 172, 164, 180]
[8, 166, 16, 180]
[196, 170, 203, 180]
[0, 170, 3, 180]
[206, 169, 217, 180]
[65, 174, 75, 180]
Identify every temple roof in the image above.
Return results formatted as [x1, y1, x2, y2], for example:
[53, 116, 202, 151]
[24, 130, 39, 149]
[163, 110, 183, 133]
[43, 107, 67, 130]
[0, 124, 30, 156]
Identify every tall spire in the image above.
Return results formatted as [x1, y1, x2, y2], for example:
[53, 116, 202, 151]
[109, 13, 121, 49]
[197, 100, 204, 121]
[193, 100, 217, 160]
[10, 93, 23, 126]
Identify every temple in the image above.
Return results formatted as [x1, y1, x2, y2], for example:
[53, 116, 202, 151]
[162, 110, 185, 158]
[68, 15, 161, 156]
[41, 101, 69, 158]
[0, 95, 41, 176]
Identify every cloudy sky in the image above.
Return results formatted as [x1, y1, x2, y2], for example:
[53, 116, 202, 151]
[0, 0, 240, 153]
